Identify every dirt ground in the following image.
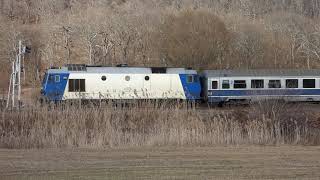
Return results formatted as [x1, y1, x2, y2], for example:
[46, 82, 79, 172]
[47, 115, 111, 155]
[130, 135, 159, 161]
[0, 146, 320, 180]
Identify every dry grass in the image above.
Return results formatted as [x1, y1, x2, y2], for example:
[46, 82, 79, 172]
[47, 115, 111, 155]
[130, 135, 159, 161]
[1, 146, 320, 180]
[1, 101, 319, 149]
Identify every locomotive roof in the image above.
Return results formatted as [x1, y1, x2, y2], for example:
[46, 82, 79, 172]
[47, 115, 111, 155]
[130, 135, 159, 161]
[202, 69, 320, 77]
[47, 66, 197, 74]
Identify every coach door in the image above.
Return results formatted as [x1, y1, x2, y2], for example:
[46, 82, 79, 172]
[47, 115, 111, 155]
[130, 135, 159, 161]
[210, 79, 219, 90]
[209, 79, 219, 96]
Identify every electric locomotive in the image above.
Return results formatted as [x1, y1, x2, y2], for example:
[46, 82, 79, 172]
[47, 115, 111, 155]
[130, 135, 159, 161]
[41, 64, 201, 102]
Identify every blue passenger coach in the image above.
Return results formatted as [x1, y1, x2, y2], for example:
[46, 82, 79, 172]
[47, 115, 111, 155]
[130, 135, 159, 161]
[201, 69, 320, 103]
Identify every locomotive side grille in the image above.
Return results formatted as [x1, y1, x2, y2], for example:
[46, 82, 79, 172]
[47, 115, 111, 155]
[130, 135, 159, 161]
[66, 64, 87, 71]
[151, 67, 167, 74]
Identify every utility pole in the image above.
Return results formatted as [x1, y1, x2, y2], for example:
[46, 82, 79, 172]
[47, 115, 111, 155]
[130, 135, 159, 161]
[17, 40, 22, 104]
[6, 40, 31, 109]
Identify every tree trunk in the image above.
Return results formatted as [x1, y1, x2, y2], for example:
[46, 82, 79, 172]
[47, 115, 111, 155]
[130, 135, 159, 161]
[307, 55, 310, 69]
[88, 43, 92, 65]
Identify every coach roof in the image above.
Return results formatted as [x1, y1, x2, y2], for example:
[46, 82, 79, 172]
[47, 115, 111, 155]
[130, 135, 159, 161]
[202, 69, 320, 77]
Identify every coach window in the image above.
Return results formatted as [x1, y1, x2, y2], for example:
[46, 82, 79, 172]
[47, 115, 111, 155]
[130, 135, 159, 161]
[211, 81, 218, 89]
[234, 80, 247, 89]
[55, 75, 60, 83]
[303, 79, 315, 88]
[286, 79, 298, 88]
[69, 79, 86, 92]
[222, 80, 230, 89]
[268, 80, 281, 88]
[251, 80, 264, 88]
[187, 75, 194, 83]
[101, 76, 107, 81]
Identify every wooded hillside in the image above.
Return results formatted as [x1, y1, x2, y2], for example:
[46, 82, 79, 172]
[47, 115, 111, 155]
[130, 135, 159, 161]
[0, 0, 320, 87]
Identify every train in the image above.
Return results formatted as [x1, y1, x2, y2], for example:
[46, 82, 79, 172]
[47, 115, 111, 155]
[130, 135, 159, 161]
[41, 64, 320, 104]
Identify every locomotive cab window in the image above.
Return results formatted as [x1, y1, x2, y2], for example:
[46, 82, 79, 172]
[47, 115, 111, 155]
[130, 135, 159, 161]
[234, 80, 247, 89]
[251, 80, 264, 88]
[303, 79, 315, 88]
[187, 75, 194, 83]
[211, 81, 218, 89]
[55, 75, 60, 83]
[69, 79, 86, 92]
[286, 79, 298, 88]
[222, 80, 230, 89]
[268, 80, 281, 88]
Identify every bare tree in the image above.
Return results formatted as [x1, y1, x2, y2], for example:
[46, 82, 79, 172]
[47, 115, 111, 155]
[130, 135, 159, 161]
[296, 25, 320, 69]
[62, 26, 72, 64]
[96, 32, 115, 65]
[156, 9, 230, 69]
[79, 26, 97, 65]
[236, 32, 264, 68]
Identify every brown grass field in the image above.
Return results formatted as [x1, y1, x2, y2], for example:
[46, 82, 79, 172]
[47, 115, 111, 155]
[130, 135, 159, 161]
[0, 146, 320, 180]
[1, 100, 320, 179]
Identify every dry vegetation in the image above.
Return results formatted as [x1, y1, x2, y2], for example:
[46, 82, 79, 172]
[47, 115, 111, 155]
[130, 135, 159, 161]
[1, 101, 320, 149]
[1, 1, 320, 149]
[1, 0, 320, 87]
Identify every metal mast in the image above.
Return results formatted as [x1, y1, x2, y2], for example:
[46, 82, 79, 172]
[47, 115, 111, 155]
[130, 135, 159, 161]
[6, 40, 30, 109]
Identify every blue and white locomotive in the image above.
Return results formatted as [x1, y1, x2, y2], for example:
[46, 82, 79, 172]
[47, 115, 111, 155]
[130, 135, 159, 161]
[41, 65, 320, 104]
[41, 64, 201, 101]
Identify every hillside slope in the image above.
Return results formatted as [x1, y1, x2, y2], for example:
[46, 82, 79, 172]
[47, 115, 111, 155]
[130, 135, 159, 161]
[0, 0, 319, 87]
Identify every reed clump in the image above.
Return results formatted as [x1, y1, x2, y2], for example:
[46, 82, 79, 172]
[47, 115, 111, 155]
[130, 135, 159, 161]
[0, 101, 319, 149]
